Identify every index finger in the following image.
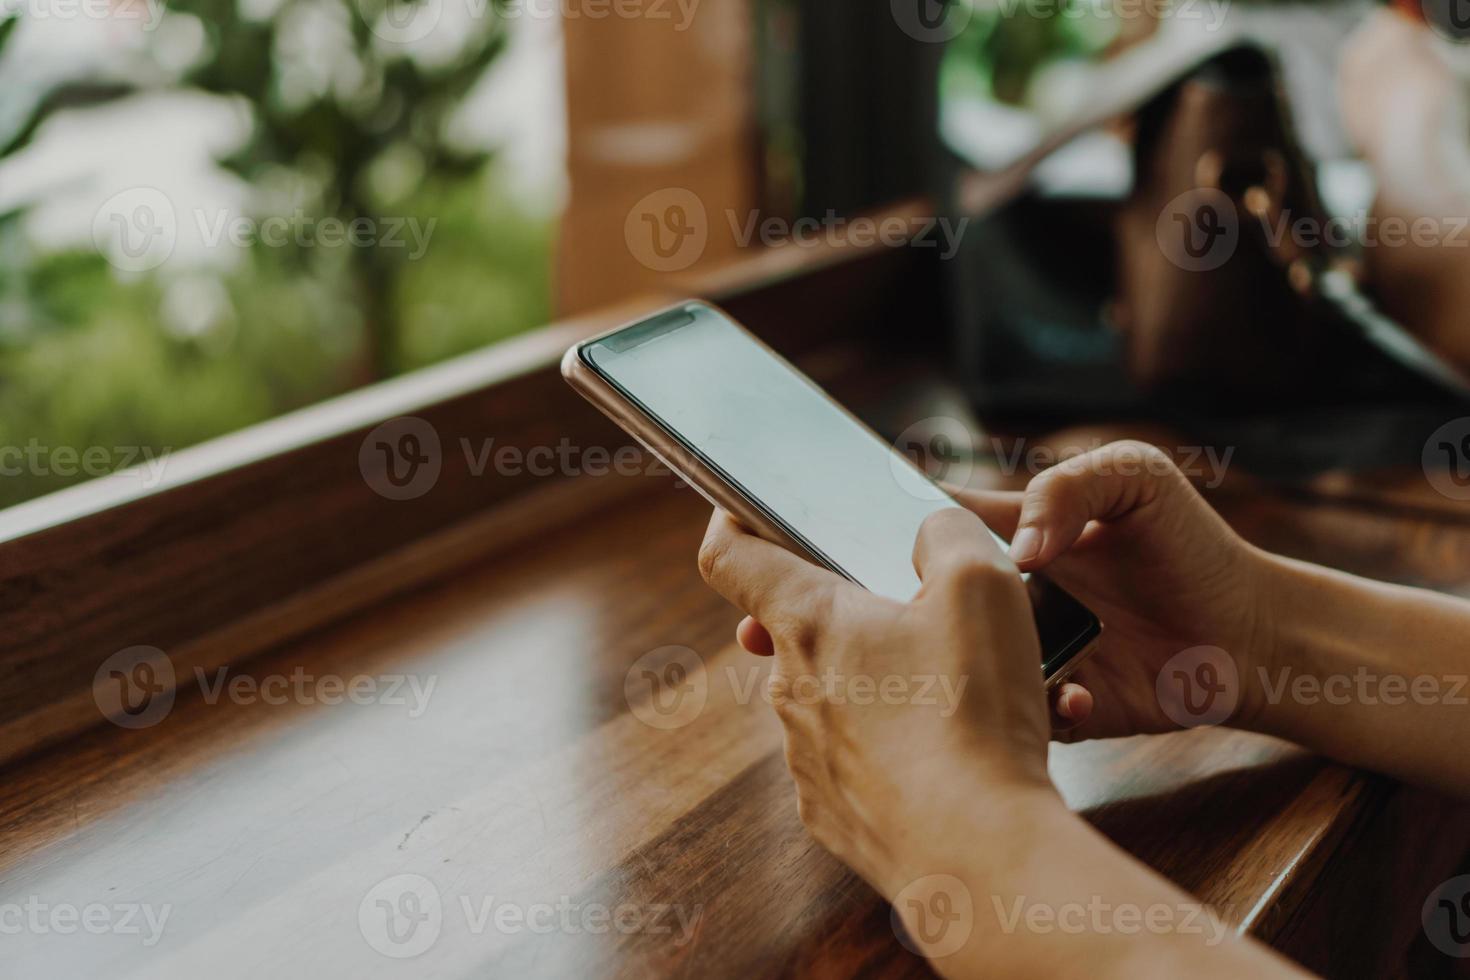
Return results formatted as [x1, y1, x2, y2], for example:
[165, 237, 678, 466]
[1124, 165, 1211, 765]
[910, 506, 1015, 590]
[943, 485, 1022, 540]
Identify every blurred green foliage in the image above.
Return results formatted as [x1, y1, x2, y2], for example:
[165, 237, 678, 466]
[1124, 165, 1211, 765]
[943, 0, 1118, 105]
[0, 2, 556, 509]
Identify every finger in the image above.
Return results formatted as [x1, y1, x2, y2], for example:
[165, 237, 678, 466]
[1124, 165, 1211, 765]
[1048, 683, 1094, 733]
[736, 616, 775, 656]
[943, 485, 1023, 541]
[1009, 440, 1196, 571]
[911, 506, 1014, 591]
[699, 510, 842, 624]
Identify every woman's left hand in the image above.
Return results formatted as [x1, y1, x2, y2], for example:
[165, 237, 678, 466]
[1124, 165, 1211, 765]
[697, 506, 1062, 896]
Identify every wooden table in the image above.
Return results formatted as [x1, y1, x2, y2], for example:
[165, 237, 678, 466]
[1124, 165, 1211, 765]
[3, 226, 1468, 978]
[5, 448, 1470, 977]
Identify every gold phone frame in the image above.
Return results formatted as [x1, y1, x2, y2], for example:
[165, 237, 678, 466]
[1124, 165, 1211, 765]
[562, 300, 1099, 689]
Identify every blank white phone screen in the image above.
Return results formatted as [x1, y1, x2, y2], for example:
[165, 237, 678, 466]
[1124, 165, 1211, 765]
[587, 306, 963, 601]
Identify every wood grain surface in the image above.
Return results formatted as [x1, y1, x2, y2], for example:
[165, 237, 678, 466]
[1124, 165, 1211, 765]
[2, 451, 1469, 977]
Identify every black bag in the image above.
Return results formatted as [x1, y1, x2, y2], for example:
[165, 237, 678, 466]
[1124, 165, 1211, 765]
[943, 43, 1470, 475]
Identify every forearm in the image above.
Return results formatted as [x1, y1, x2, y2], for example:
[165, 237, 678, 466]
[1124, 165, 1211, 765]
[1243, 554, 1470, 795]
[883, 785, 1304, 980]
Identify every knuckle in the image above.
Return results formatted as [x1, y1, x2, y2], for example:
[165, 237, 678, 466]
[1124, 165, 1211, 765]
[768, 678, 799, 718]
[1025, 463, 1075, 506]
[782, 738, 805, 777]
[782, 741, 821, 795]
[1034, 461, 1081, 505]
[769, 617, 818, 656]
[1112, 440, 1174, 475]
[941, 555, 1014, 595]
[767, 587, 833, 654]
[920, 507, 966, 534]
[772, 699, 801, 726]
[696, 534, 730, 586]
[795, 794, 825, 833]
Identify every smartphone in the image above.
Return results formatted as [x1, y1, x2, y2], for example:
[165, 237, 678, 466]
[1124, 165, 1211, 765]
[563, 301, 1101, 685]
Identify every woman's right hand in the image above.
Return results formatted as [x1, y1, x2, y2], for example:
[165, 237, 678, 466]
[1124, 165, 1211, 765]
[950, 441, 1281, 741]
[735, 440, 1284, 741]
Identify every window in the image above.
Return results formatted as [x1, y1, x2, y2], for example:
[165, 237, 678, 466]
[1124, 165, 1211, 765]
[0, 1, 945, 508]
[0, 0, 573, 507]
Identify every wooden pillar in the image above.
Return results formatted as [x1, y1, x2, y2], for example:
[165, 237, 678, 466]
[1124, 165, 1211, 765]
[558, 0, 760, 314]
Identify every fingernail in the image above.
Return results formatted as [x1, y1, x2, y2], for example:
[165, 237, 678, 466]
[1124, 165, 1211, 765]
[1009, 526, 1043, 564]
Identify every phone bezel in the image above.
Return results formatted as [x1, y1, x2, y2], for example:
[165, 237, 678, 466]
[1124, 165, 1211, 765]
[569, 301, 1101, 681]
[582, 317, 860, 589]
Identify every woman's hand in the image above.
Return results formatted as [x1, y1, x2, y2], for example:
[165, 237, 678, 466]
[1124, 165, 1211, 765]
[958, 441, 1280, 740]
[737, 441, 1281, 741]
[698, 463, 1313, 979]
[698, 504, 1063, 897]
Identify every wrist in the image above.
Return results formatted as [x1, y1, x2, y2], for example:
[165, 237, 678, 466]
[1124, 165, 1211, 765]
[876, 771, 1069, 902]
[1221, 547, 1269, 732]
[1228, 547, 1299, 734]
[1232, 550, 1362, 739]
